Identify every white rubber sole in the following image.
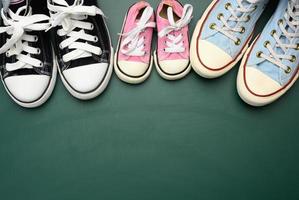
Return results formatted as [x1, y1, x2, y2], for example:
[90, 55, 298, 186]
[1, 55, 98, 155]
[153, 50, 191, 81]
[1, 53, 57, 108]
[237, 42, 299, 107]
[114, 53, 153, 84]
[58, 47, 114, 100]
[190, 0, 252, 79]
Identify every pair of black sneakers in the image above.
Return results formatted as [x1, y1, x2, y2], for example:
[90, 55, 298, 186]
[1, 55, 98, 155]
[0, 0, 113, 108]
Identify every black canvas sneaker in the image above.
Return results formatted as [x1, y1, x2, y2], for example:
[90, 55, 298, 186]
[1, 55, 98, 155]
[0, 0, 57, 108]
[48, 0, 113, 100]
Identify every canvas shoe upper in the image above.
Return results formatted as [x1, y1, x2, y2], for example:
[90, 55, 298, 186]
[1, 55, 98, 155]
[155, 0, 193, 80]
[48, 0, 113, 100]
[114, 1, 155, 84]
[190, 0, 268, 78]
[0, 0, 57, 108]
[237, 0, 299, 106]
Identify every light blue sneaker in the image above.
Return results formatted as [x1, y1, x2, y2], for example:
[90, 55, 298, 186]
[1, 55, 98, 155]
[237, 0, 299, 106]
[190, 0, 268, 78]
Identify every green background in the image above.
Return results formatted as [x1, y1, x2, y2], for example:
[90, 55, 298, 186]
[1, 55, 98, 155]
[1, 0, 299, 199]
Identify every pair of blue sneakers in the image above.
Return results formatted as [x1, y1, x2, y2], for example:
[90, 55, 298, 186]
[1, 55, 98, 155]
[190, 0, 299, 107]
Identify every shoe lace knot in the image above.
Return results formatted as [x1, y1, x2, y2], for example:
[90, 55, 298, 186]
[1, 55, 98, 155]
[158, 4, 193, 54]
[120, 6, 155, 57]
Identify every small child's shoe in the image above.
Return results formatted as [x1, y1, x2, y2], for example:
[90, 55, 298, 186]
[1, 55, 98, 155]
[155, 0, 193, 80]
[114, 1, 156, 84]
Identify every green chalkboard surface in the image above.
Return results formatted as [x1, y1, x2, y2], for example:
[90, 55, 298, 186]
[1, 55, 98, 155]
[0, 0, 298, 200]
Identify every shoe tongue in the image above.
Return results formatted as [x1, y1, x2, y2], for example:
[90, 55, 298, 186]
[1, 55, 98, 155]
[9, 0, 28, 13]
[50, 0, 79, 6]
[64, 0, 85, 5]
[52, 0, 96, 6]
[64, 0, 76, 4]
[164, 0, 183, 18]
[226, 1, 255, 28]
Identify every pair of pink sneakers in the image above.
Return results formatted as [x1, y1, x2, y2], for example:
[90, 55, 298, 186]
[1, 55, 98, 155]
[114, 0, 193, 84]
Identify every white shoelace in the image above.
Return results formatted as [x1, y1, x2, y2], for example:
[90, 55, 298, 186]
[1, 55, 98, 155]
[260, 0, 299, 74]
[158, 4, 193, 53]
[0, 6, 50, 71]
[48, 0, 105, 62]
[213, 0, 258, 44]
[120, 7, 155, 57]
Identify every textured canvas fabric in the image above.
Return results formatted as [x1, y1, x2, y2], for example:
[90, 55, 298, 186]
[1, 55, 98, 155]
[247, 0, 299, 85]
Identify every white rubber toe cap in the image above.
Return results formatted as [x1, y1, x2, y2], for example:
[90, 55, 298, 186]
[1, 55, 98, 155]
[244, 67, 281, 95]
[237, 66, 283, 107]
[118, 61, 149, 77]
[197, 40, 233, 70]
[158, 59, 189, 75]
[4, 75, 50, 103]
[63, 63, 108, 93]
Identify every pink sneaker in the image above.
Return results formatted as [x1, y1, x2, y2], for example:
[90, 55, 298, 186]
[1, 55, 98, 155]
[114, 1, 156, 84]
[155, 0, 193, 80]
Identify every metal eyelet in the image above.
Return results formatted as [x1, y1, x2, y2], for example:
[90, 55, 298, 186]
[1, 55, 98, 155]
[94, 36, 98, 42]
[278, 19, 283, 25]
[59, 43, 63, 49]
[209, 23, 216, 30]
[37, 48, 41, 55]
[285, 66, 292, 74]
[270, 30, 276, 37]
[5, 52, 10, 57]
[34, 36, 38, 42]
[217, 13, 224, 20]
[39, 62, 43, 67]
[295, 43, 299, 51]
[264, 41, 270, 48]
[235, 38, 241, 45]
[245, 15, 251, 22]
[240, 27, 245, 34]
[253, 5, 257, 11]
[290, 55, 296, 62]
[225, 3, 231, 10]
[90, 24, 94, 30]
[256, 51, 263, 58]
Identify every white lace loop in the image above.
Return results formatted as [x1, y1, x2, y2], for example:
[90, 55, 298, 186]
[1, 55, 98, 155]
[158, 4, 193, 53]
[120, 7, 155, 57]
[260, 0, 299, 73]
[0, 6, 50, 71]
[213, 0, 258, 43]
[48, 0, 105, 62]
